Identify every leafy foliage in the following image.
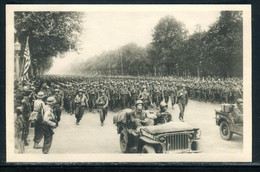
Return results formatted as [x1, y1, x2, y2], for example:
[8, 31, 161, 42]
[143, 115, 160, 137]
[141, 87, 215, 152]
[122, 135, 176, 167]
[15, 12, 84, 75]
[15, 11, 242, 78]
[75, 11, 242, 78]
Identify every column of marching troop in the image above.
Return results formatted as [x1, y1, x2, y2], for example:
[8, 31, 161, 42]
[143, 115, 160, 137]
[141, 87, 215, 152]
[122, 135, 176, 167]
[14, 75, 242, 154]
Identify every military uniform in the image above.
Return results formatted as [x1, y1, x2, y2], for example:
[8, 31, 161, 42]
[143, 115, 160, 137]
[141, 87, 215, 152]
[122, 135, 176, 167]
[155, 111, 172, 125]
[110, 85, 119, 111]
[170, 84, 177, 108]
[14, 107, 25, 153]
[74, 91, 87, 124]
[138, 90, 151, 110]
[177, 87, 188, 121]
[53, 92, 63, 126]
[32, 96, 45, 147]
[88, 87, 98, 112]
[21, 93, 31, 146]
[42, 99, 57, 154]
[120, 86, 131, 109]
[96, 94, 109, 125]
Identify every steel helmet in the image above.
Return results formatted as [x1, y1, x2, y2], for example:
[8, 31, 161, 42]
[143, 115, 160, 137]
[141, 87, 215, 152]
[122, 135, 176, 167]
[160, 101, 167, 108]
[136, 100, 144, 106]
[237, 98, 243, 104]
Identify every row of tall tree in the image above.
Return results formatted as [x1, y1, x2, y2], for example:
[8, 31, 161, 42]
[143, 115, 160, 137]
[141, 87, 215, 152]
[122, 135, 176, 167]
[72, 11, 243, 77]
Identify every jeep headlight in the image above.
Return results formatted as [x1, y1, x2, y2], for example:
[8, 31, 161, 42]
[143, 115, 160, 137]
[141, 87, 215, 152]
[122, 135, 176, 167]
[159, 136, 166, 142]
[189, 133, 195, 140]
[195, 129, 201, 139]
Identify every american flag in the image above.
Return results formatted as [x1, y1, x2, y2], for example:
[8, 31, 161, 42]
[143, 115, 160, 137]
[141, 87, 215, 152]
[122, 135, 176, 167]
[21, 37, 31, 81]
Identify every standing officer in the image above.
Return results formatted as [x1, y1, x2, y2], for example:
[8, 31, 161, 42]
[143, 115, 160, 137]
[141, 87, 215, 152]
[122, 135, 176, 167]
[74, 89, 88, 125]
[14, 107, 25, 153]
[21, 86, 31, 146]
[32, 91, 45, 149]
[53, 89, 63, 126]
[42, 97, 57, 154]
[177, 84, 188, 122]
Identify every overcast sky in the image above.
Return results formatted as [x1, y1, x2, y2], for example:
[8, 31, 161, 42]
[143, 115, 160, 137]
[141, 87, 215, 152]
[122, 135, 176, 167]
[48, 10, 221, 74]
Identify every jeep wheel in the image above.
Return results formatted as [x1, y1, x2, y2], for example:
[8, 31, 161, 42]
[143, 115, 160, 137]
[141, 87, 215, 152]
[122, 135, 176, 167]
[220, 121, 233, 140]
[120, 130, 130, 153]
[142, 145, 155, 153]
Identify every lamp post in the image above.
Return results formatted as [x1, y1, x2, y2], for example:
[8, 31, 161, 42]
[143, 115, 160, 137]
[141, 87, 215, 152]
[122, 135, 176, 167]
[14, 41, 21, 80]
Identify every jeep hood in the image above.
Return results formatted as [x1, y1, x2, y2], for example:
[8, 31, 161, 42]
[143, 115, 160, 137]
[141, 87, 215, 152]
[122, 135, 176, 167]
[144, 121, 196, 135]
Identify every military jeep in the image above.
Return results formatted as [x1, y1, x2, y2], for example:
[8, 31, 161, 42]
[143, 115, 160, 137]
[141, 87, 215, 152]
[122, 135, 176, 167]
[113, 109, 201, 153]
[215, 108, 243, 140]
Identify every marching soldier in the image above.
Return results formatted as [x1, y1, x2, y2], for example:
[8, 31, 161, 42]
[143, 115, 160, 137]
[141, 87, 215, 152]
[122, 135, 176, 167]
[120, 85, 131, 109]
[96, 90, 109, 126]
[88, 85, 98, 113]
[170, 82, 177, 109]
[110, 84, 119, 112]
[74, 89, 88, 125]
[53, 89, 63, 126]
[153, 84, 162, 109]
[177, 84, 188, 122]
[166, 84, 171, 104]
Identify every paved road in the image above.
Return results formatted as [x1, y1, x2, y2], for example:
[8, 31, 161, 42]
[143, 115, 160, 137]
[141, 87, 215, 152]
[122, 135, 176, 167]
[25, 100, 243, 154]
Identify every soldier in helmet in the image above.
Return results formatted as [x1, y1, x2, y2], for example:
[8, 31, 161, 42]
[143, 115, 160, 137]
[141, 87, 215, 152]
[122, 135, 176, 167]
[169, 82, 177, 109]
[138, 88, 152, 110]
[32, 91, 45, 149]
[21, 86, 32, 146]
[42, 97, 57, 154]
[230, 98, 243, 124]
[88, 84, 98, 113]
[96, 90, 109, 126]
[153, 84, 162, 110]
[154, 101, 172, 125]
[162, 84, 170, 105]
[177, 84, 188, 122]
[53, 89, 63, 126]
[109, 83, 118, 112]
[130, 100, 151, 133]
[74, 89, 88, 125]
[130, 84, 139, 108]
[120, 85, 131, 109]
[14, 107, 25, 153]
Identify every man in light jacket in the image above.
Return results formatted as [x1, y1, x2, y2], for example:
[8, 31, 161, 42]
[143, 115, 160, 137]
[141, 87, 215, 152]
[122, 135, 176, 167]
[42, 97, 57, 154]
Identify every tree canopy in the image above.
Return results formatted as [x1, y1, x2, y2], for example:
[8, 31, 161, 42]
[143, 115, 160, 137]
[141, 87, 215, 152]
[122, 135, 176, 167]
[15, 11, 243, 78]
[15, 12, 84, 75]
[69, 11, 242, 78]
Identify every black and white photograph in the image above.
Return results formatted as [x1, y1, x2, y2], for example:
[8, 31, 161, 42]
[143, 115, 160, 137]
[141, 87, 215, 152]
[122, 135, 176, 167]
[6, 5, 251, 162]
